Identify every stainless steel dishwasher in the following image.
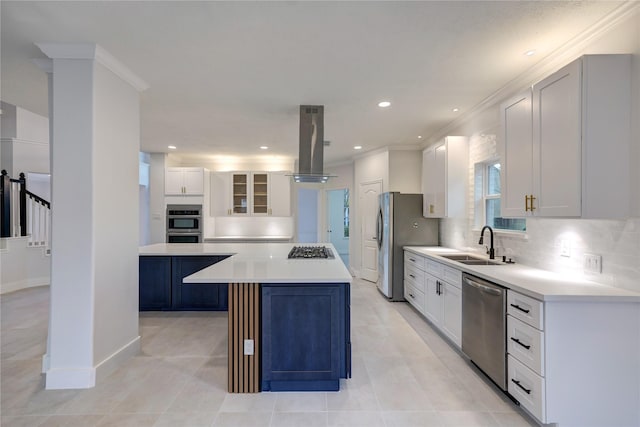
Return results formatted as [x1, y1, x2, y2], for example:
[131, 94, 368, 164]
[461, 273, 507, 390]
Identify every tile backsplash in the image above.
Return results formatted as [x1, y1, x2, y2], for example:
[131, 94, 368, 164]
[439, 132, 640, 294]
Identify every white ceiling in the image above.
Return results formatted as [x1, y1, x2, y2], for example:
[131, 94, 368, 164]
[1, 1, 624, 165]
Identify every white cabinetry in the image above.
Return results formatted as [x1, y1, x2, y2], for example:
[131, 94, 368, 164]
[421, 136, 468, 218]
[210, 171, 291, 216]
[506, 289, 640, 427]
[500, 54, 631, 218]
[404, 251, 462, 347]
[165, 167, 205, 195]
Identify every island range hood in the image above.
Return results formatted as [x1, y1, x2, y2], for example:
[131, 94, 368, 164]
[292, 105, 334, 183]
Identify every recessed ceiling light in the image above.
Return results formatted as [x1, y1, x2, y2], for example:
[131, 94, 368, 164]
[452, 108, 459, 112]
[168, 145, 177, 150]
[418, 136, 422, 139]
[354, 145, 362, 150]
[378, 101, 391, 108]
[525, 50, 536, 56]
[260, 146, 268, 150]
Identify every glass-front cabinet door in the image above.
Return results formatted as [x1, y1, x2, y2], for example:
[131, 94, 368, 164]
[252, 173, 269, 215]
[232, 173, 248, 214]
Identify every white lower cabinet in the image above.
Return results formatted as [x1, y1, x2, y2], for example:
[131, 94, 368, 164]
[404, 251, 462, 348]
[508, 354, 545, 421]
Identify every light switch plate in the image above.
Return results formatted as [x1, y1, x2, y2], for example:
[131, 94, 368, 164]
[243, 339, 254, 356]
[583, 253, 602, 274]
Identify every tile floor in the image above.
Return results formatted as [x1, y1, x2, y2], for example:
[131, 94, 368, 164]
[1, 279, 538, 426]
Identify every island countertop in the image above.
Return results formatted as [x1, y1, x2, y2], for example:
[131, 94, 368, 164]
[139, 243, 352, 284]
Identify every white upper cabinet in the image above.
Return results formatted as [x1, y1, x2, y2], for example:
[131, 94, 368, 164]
[500, 91, 533, 218]
[500, 54, 631, 219]
[165, 167, 205, 195]
[210, 171, 291, 216]
[422, 136, 468, 218]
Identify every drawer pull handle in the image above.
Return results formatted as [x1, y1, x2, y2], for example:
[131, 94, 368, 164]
[409, 293, 415, 299]
[410, 258, 416, 262]
[510, 303, 530, 314]
[409, 274, 416, 278]
[510, 337, 531, 350]
[511, 379, 532, 395]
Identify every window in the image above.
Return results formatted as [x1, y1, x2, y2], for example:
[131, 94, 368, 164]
[474, 161, 526, 232]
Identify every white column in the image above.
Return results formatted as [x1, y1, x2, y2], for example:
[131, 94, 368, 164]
[36, 43, 148, 389]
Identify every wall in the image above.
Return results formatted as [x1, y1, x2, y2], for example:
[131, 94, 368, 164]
[93, 61, 142, 368]
[0, 237, 50, 294]
[148, 153, 166, 244]
[1, 102, 50, 176]
[389, 149, 422, 194]
[439, 7, 640, 293]
[297, 188, 319, 242]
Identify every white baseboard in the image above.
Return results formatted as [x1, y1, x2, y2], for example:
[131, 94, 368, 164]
[46, 366, 96, 390]
[95, 335, 141, 384]
[0, 278, 50, 295]
[41, 353, 50, 374]
[45, 335, 140, 390]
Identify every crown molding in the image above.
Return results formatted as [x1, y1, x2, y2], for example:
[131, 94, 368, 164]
[35, 43, 149, 92]
[425, 1, 640, 145]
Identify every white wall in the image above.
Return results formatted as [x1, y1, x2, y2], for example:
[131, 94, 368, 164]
[439, 7, 640, 293]
[297, 188, 319, 243]
[389, 149, 422, 193]
[148, 153, 166, 244]
[92, 61, 141, 368]
[0, 237, 50, 294]
[1, 102, 50, 176]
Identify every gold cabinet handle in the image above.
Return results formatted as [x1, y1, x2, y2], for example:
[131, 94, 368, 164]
[525, 195, 529, 212]
[529, 195, 536, 211]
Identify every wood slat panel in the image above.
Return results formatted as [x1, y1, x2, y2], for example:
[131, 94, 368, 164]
[228, 282, 260, 393]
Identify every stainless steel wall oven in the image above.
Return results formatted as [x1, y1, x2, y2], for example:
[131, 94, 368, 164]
[166, 204, 202, 243]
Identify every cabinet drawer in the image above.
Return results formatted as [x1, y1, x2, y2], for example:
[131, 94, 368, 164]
[425, 259, 444, 277]
[404, 252, 425, 271]
[442, 265, 462, 289]
[508, 355, 546, 422]
[404, 264, 425, 291]
[507, 315, 545, 376]
[404, 282, 425, 314]
[507, 290, 544, 330]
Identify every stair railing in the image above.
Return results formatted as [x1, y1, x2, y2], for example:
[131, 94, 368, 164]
[0, 170, 51, 247]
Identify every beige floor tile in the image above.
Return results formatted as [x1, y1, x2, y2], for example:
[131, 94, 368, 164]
[0, 415, 49, 427]
[153, 411, 217, 427]
[212, 411, 271, 426]
[490, 411, 539, 427]
[274, 392, 327, 412]
[372, 382, 433, 411]
[326, 386, 379, 411]
[219, 393, 277, 412]
[438, 410, 499, 427]
[382, 411, 444, 427]
[95, 413, 160, 427]
[327, 410, 385, 426]
[38, 414, 105, 427]
[270, 411, 328, 427]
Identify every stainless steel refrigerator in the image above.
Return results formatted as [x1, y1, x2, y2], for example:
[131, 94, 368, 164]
[376, 192, 439, 301]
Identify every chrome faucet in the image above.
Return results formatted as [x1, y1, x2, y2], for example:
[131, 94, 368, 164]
[479, 225, 495, 260]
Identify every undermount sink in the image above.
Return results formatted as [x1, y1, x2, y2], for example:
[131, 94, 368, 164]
[457, 259, 501, 266]
[439, 254, 502, 266]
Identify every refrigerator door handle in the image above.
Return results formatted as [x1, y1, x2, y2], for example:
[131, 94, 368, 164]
[376, 208, 383, 249]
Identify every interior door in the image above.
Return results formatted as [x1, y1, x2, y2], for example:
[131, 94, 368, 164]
[360, 180, 382, 283]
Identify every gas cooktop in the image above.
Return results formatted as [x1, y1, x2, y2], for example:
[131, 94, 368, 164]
[288, 245, 335, 259]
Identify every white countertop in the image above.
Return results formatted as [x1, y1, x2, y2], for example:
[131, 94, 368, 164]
[140, 243, 352, 284]
[404, 246, 640, 302]
[203, 236, 292, 243]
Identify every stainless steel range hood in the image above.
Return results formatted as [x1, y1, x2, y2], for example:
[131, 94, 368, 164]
[292, 105, 333, 183]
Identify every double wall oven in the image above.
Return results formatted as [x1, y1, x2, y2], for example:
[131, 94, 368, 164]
[166, 204, 202, 243]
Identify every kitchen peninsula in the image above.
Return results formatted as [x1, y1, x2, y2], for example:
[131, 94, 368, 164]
[139, 243, 352, 393]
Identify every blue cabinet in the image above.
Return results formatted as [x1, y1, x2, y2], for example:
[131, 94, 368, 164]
[261, 283, 351, 391]
[139, 257, 172, 310]
[172, 256, 228, 310]
[139, 255, 229, 311]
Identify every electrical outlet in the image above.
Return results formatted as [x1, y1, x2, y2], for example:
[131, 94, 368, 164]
[560, 239, 571, 257]
[583, 253, 602, 274]
[243, 339, 254, 356]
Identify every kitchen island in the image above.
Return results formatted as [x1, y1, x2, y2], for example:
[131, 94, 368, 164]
[139, 243, 352, 393]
